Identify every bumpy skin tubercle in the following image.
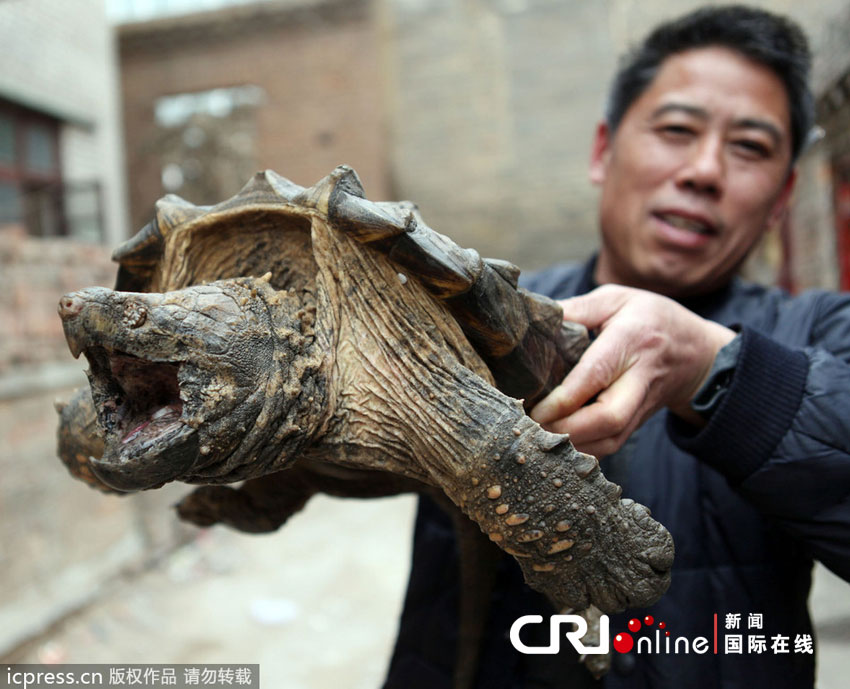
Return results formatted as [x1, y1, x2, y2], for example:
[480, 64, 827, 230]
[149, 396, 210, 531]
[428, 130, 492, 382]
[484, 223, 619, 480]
[451, 410, 672, 612]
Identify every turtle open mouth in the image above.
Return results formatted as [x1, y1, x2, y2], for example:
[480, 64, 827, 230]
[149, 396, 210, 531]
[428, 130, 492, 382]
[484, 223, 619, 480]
[84, 346, 182, 442]
[83, 345, 199, 491]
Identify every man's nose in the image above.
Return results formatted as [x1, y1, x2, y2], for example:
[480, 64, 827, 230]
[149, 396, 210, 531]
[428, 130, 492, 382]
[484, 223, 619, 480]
[676, 136, 725, 197]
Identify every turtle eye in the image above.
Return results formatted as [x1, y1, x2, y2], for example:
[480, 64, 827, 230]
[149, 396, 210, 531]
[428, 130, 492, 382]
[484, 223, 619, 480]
[122, 301, 148, 329]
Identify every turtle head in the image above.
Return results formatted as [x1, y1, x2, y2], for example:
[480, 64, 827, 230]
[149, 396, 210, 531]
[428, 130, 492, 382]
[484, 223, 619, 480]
[58, 276, 323, 491]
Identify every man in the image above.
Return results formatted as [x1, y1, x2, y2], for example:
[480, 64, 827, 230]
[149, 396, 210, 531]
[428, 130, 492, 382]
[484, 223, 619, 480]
[385, 5, 850, 689]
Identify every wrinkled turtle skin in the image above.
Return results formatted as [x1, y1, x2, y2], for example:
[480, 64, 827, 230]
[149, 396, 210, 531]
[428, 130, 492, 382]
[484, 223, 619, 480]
[56, 166, 673, 682]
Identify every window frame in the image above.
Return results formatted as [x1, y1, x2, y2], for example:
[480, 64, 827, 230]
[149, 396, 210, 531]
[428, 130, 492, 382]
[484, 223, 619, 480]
[0, 97, 65, 236]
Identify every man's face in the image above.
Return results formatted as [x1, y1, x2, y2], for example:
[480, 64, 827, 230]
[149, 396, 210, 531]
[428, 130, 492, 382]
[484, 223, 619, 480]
[591, 46, 796, 297]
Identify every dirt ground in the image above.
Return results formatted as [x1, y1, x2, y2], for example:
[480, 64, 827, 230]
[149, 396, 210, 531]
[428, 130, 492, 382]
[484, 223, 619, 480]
[3, 491, 418, 689]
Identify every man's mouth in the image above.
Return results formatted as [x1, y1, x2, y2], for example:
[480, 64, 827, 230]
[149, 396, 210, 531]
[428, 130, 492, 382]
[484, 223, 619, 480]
[653, 211, 717, 236]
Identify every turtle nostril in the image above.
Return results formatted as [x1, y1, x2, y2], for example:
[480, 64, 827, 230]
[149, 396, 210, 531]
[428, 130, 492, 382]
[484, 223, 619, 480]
[58, 294, 84, 319]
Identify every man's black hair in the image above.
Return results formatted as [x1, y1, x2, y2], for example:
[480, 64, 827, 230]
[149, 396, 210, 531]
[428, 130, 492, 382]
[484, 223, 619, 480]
[606, 4, 814, 161]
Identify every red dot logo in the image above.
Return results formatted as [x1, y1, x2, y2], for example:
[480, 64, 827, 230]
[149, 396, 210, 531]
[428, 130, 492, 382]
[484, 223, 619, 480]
[613, 632, 634, 653]
[644, 615, 654, 626]
[658, 621, 666, 629]
[628, 618, 641, 632]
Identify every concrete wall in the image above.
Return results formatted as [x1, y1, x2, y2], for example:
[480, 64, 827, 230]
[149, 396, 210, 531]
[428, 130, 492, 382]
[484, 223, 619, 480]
[378, 0, 850, 285]
[0, 225, 197, 659]
[378, 0, 614, 270]
[0, 379, 196, 657]
[789, 4, 850, 291]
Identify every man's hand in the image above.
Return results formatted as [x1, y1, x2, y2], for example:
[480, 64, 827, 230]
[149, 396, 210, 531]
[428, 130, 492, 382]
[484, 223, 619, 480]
[530, 285, 736, 457]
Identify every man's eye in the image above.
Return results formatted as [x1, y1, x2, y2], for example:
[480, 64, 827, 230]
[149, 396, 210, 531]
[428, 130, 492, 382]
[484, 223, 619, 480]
[733, 140, 770, 158]
[658, 125, 694, 138]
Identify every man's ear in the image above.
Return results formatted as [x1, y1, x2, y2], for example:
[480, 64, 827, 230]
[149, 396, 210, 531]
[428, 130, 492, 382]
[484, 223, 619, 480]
[768, 168, 797, 228]
[589, 121, 612, 186]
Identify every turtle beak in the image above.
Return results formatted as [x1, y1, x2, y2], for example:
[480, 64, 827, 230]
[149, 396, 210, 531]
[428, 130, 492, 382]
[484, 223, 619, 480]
[58, 291, 88, 358]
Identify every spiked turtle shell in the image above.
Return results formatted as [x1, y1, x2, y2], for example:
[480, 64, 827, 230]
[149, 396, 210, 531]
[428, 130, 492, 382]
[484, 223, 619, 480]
[112, 165, 587, 409]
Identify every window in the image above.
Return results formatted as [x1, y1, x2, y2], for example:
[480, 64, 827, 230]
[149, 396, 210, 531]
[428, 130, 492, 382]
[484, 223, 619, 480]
[0, 98, 65, 237]
[0, 113, 14, 166]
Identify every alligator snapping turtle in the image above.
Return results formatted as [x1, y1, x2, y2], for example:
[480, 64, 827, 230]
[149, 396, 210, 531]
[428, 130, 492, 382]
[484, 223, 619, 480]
[57, 166, 673, 679]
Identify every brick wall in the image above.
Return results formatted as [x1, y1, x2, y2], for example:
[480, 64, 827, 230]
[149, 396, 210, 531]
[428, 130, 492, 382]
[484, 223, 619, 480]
[0, 226, 115, 373]
[118, 0, 389, 234]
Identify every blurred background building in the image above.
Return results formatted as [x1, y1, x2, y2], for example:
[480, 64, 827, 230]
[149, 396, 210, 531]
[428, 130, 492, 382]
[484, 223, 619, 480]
[109, 0, 850, 290]
[3, 1, 850, 687]
[0, 0, 127, 246]
[0, 0, 127, 373]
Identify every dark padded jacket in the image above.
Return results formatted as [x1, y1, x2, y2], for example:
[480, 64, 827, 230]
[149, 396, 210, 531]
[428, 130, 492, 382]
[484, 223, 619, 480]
[384, 257, 850, 689]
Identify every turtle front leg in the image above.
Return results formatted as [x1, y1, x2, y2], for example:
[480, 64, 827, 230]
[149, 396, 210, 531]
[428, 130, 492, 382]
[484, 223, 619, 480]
[317, 351, 673, 611]
[175, 473, 312, 533]
[397, 362, 673, 614]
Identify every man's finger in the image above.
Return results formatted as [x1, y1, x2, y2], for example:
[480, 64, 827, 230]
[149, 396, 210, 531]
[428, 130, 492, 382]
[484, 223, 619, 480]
[529, 331, 626, 425]
[558, 285, 635, 330]
[530, 384, 580, 428]
[573, 436, 627, 459]
[546, 372, 647, 448]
